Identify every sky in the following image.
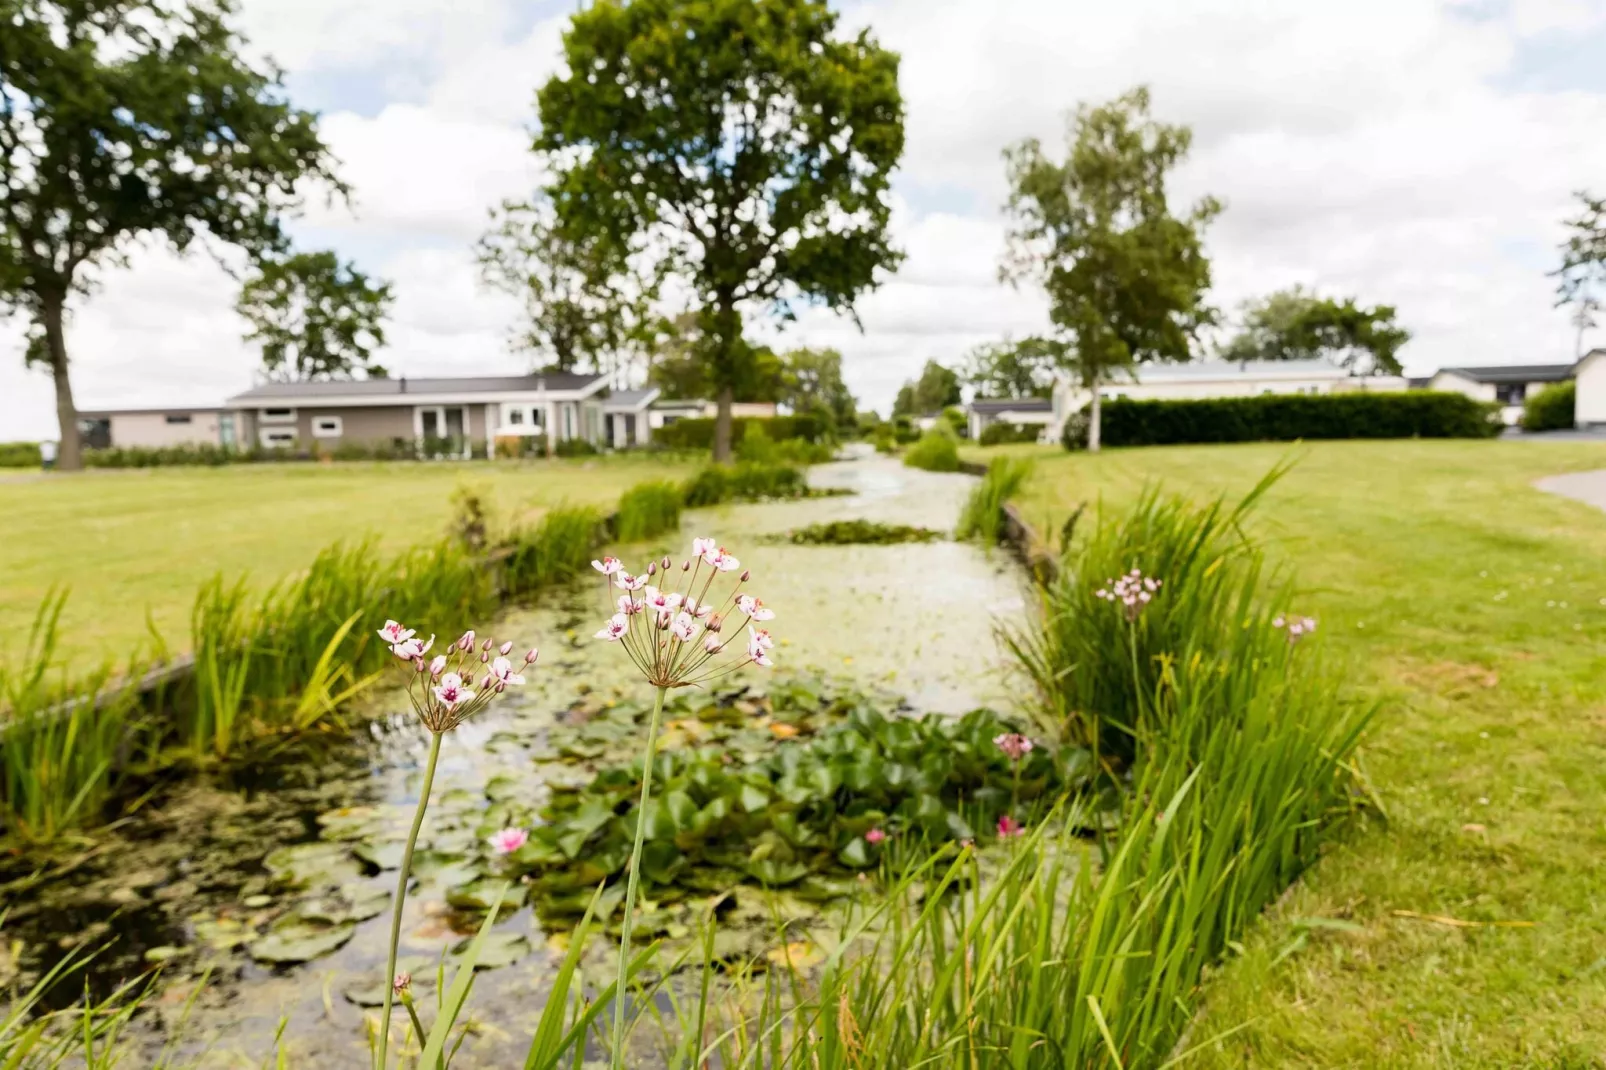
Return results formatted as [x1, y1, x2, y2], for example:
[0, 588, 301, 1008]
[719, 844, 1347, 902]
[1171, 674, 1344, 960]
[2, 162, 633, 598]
[5, 0, 1606, 438]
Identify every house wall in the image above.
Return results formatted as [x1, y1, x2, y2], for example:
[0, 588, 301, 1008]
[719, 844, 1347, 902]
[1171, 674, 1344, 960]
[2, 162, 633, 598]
[109, 411, 224, 448]
[286, 406, 417, 447]
[1575, 357, 1606, 427]
[1426, 371, 1495, 402]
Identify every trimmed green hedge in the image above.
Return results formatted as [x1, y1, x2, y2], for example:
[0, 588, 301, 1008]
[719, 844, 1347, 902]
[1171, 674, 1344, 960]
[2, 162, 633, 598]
[1520, 381, 1574, 432]
[0, 442, 43, 468]
[653, 414, 822, 450]
[978, 420, 1042, 446]
[1065, 391, 1501, 449]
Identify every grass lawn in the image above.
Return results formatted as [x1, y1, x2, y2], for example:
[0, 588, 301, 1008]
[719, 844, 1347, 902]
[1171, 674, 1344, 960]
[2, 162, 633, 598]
[0, 454, 695, 662]
[968, 438, 1606, 1068]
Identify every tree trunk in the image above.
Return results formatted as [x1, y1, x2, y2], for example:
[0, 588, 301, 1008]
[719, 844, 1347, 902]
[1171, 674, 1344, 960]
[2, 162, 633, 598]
[1088, 380, 1102, 454]
[713, 385, 735, 463]
[42, 294, 82, 471]
[709, 295, 739, 464]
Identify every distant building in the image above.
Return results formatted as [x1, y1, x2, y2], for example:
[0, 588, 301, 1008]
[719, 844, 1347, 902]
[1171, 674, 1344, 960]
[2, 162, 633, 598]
[1424, 364, 1575, 426]
[76, 407, 242, 451]
[646, 399, 779, 430]
[965, 397, 1054, 440]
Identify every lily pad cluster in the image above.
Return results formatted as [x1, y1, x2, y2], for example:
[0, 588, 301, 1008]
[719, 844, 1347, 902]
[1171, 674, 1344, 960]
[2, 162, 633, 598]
[779, 519, 944, 546]
[510, 701, 1089, 924]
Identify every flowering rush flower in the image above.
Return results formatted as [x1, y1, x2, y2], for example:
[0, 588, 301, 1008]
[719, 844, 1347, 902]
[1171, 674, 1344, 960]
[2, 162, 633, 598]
[1095, 568, 1162, 621]
[993, 732, 1034, 762]
[1272, 614, 1317, 642]
[393, 971, 412, 995]
[386, 623, 538, 733]
[592, 537, 776, 687]
[997, 815, 1026, 838]
[487, 827, 529, 855]
[865, 827, 887, 844]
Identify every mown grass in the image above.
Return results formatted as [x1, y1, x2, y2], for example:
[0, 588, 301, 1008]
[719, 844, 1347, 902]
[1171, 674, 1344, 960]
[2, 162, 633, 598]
[966, 437, 1606, 1067]
[0, 455, 694, 661]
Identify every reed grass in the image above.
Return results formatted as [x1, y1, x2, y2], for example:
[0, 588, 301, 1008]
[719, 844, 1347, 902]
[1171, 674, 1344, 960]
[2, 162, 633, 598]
[502, 505, 607, 598]
[955, 455, 1034, 544]
[680, 462, 808, 507]
[615, 480, 685, 542]
[901, 430, 961, 473]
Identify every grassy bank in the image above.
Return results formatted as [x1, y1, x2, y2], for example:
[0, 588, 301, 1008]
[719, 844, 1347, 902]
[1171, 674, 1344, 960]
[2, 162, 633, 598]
[0, 455, 694, 660]
[967, 438, 1606, 1066]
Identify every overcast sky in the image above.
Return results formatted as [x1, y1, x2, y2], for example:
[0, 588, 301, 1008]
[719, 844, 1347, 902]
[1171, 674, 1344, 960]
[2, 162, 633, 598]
[4, 0, 1606, 438]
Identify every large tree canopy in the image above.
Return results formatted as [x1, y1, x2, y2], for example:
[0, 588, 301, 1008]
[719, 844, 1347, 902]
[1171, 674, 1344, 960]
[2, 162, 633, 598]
[534, 0, 905, 460]
[237, 251, 392, 382]
[1219, 285, 1410, 375]
[1554, 191, 1606, 358]
[1002, 86, 1218, 451]
[892, 359, 961, 418]
[963, 336, 1060, 399]
[779, 346, 856, 430]
[646, 312, 784, 402]
[0, 0, 341, 468]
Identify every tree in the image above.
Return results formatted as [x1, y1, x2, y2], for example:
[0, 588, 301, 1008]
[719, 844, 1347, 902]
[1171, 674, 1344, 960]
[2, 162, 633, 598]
[0, 0, 342, 469]
[892, 359, 961, 417]
[963, 336, 1059, 399]
[1554, 191, 1606, 358]
[476, 196, 655, 379]
[779, 347, 856, 430]
[1218, 285, 1410, 374]
[237, 251, 392, 381]
[534, 0, 905, 461]
[646, 312, 785, 402]
[1001, 86, 1219, 452]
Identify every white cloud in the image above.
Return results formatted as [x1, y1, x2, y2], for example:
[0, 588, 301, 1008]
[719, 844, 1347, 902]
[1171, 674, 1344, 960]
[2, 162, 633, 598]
[6, 0, 1606, 440]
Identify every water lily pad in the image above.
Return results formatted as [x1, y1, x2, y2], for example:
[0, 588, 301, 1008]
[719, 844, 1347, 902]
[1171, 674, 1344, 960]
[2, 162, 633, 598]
[193, 916, 256, 952]
[342, 955, 438, 1006]
[263, 841, 361, 890]
[317, 805, 386, 841]
[241, 894, 274, 909]
[450, 929, 528, 970]
[249, 920, 357, 964]
[354, 841, 406, 871]
[297, 883, 392, 925]
[410, 852, 479, 890]
[447, 879, 527, 913]
[144, 945, 188, 964]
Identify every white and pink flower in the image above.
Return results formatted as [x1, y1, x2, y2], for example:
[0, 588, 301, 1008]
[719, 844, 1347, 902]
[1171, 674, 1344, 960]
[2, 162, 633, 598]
[670, 612, 699, 642]
[997, 815, 1026, 838]
[1096, 569, 1162, 622]
[592, 556, 623, 575]
[487, 827, 528, 855]
[643, 587, 682, 614]
[378, 620, 414, 645]
[432, 672, 473, 709]
[865, 828, 886, 844]
[428, 655, 447, 677]
[489, 656, 526, 686]
[747, 626, 774, 667]
[393, 634, 434, 660]
[692, 537, 717, 559]
[736, 595, 775, 621]
[993, 732, 1034, 762]
[595, 614, 629, 642]
[617, 571, 646, 591]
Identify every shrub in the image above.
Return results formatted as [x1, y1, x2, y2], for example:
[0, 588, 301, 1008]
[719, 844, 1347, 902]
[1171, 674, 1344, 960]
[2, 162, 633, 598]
[978, 420, 1042, 446]
[652, 413, 822, 451]
[681, 461, 808, 506]
[902, 430, 960, 472]
[553, 437, 599, 457]
[501, 506, 607, 598]
[940, 405, 969, 438]
[1065, 390, 1500, 450]
[1521, 380, 1575, 432]
[494, 434, 548, 459]
[614, 480, 684, 542]
[785, 519, 942, 545]
[0, 441, 42, 467]
[956, 456, 1034, 544]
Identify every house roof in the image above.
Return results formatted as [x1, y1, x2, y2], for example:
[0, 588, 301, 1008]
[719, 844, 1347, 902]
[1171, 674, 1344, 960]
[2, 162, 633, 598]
[969, 397, 1053, 415]
[602, 388, 660, 412]
[228, 372, 606, 404]
[1111, 358, 1352, 383]
[1432, 364, 1576, 384]
[78, 406, 227, 418]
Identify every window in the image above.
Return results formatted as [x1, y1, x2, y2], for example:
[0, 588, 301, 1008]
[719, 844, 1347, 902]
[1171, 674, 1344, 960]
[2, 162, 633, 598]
[508, 408, 525, 426]
[219, 414, 236, 447]
[1495, 383, 1526, 405]
[312, 415, 343, 438]
[261, 429, 296, 448]
[164, 414, 192, 425]
[261, 408, 295, 424]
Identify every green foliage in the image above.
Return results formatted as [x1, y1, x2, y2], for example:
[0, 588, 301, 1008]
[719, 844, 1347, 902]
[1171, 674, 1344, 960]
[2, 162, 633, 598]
[1002, 86, 1220, 450]
[553, 437, 599, 458]
[519, 695, 1084, 917]
[1219, 285, 1411, 375]
[735, 422, 835, 465]
[645, 312, 787, 403]
[615, 481, 684, 542]
[892, 360, 962, 417]
[956, 456, 1034, 544]
[784, 520, 942, 545]
[502, 506, 608, 598]
[963, 336, 1059, 399]
[0, 0, 342, 470]
[77, 441, 416, 468]
[654, 414, 823, 451]
[778, 347, 858, 433]
[680, 462, 809, 507]
[1521, 379, 1576, 432]
[901, 430, 961, 472]
[977, 420, 1042, 446]
[237, 250, 393, 381]
[1553, 191, 1606, 349]
[1065, 391, 1501, 449]
[0, 441, 42, 467]
[536, 0, 905, 458]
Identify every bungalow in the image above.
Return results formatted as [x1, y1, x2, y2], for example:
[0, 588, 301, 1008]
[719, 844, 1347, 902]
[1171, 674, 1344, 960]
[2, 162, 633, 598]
[965, 397, 1054, 441]
[647, 398, 779, 430]
[1424, 364, 1575, 426]
[77, 406, 243, 451]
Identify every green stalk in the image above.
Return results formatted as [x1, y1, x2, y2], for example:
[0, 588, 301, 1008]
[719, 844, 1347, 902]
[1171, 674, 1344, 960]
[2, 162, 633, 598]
[377, 729, 443, 1070]
[610, 685, 668, 1070]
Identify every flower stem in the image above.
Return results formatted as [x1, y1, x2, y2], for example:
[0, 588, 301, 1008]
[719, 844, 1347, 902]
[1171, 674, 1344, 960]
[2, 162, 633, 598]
[610, 685, 668, 1070]
[377, 729, 442, 1070]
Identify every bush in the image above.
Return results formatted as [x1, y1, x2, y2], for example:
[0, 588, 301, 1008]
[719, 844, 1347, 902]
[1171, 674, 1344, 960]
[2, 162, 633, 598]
[978, 420, 1043, 446]
[956, 456, 1034, 544]
[553, 437, 599, 457]
[0, 441, 42, 467]
[1521, 381, 1575, 432]
[1064, 391, 1501, 450]
[494, 434, 548, 459]
[615, 480, 684, 542]
[652, 413, 822, 451]
[681, 462, 808, 506]
[901, 430, 960, 472]
[940, 405, 969, 438]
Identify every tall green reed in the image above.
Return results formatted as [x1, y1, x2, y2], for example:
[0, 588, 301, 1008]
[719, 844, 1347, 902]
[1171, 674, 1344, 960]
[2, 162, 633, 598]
[615, 480, 685, 542]
[503, 505, 607, 598]
[956, 455, 1034, 544]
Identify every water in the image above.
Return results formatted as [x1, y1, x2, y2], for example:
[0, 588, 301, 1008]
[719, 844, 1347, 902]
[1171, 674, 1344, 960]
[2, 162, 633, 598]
[1, 451, 1032, 1065]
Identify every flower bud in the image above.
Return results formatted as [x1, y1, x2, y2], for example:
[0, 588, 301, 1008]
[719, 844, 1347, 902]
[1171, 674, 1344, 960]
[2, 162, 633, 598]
[495, 679, 507, 693]
[682, 560, 690, 571]
[740, 569, 750, 582]
[661, 555, 671, 569]
[707, 614, 723, 633]
[459, 630, 475, 650]
[414, 657, 426, 672]
[480, 650, 489, 663]
[482, 638, 494, 651]
[499, 640, 513, 656]
[524, 648, 539, 664]
[481, 672, 494, 689]
[393, 971, 411, 995]
[647, 561, 657, 576]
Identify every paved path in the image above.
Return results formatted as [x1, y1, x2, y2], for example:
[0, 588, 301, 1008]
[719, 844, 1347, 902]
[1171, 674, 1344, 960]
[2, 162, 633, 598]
[1536, 468, 1606, 512]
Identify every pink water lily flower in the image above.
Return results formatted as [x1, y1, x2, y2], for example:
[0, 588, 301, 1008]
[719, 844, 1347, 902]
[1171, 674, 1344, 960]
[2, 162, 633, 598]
[393, 634, 434, 660]
[593, 556, 623, 575]
[487, 827, 528, 855]
[433, 672, 473, 709]
[596, 614, 629, 642]
[865, 828, 886, 844]
[489, 656, 526, 686]
[736, 595, 775, 622]
[378, 620, 414, 645]
[997, 815, 1026, 838]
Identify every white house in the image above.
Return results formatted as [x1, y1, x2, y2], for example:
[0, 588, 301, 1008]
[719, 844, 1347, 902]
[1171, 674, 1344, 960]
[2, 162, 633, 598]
[1423, 364, 1574, 426]
[1572, 349, 1606, 428]
[966, 397, 1054, 440]
[1048, 359, 1408, 442]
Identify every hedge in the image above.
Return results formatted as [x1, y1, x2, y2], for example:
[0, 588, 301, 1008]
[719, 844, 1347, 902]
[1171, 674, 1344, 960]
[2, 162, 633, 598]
[652, 413, 822, 450]
[978, 421, 1043, 446]
[1520, 381, 1574, 432]
[1064, 391, 1501, 449]
[0, 442, 42, 468]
